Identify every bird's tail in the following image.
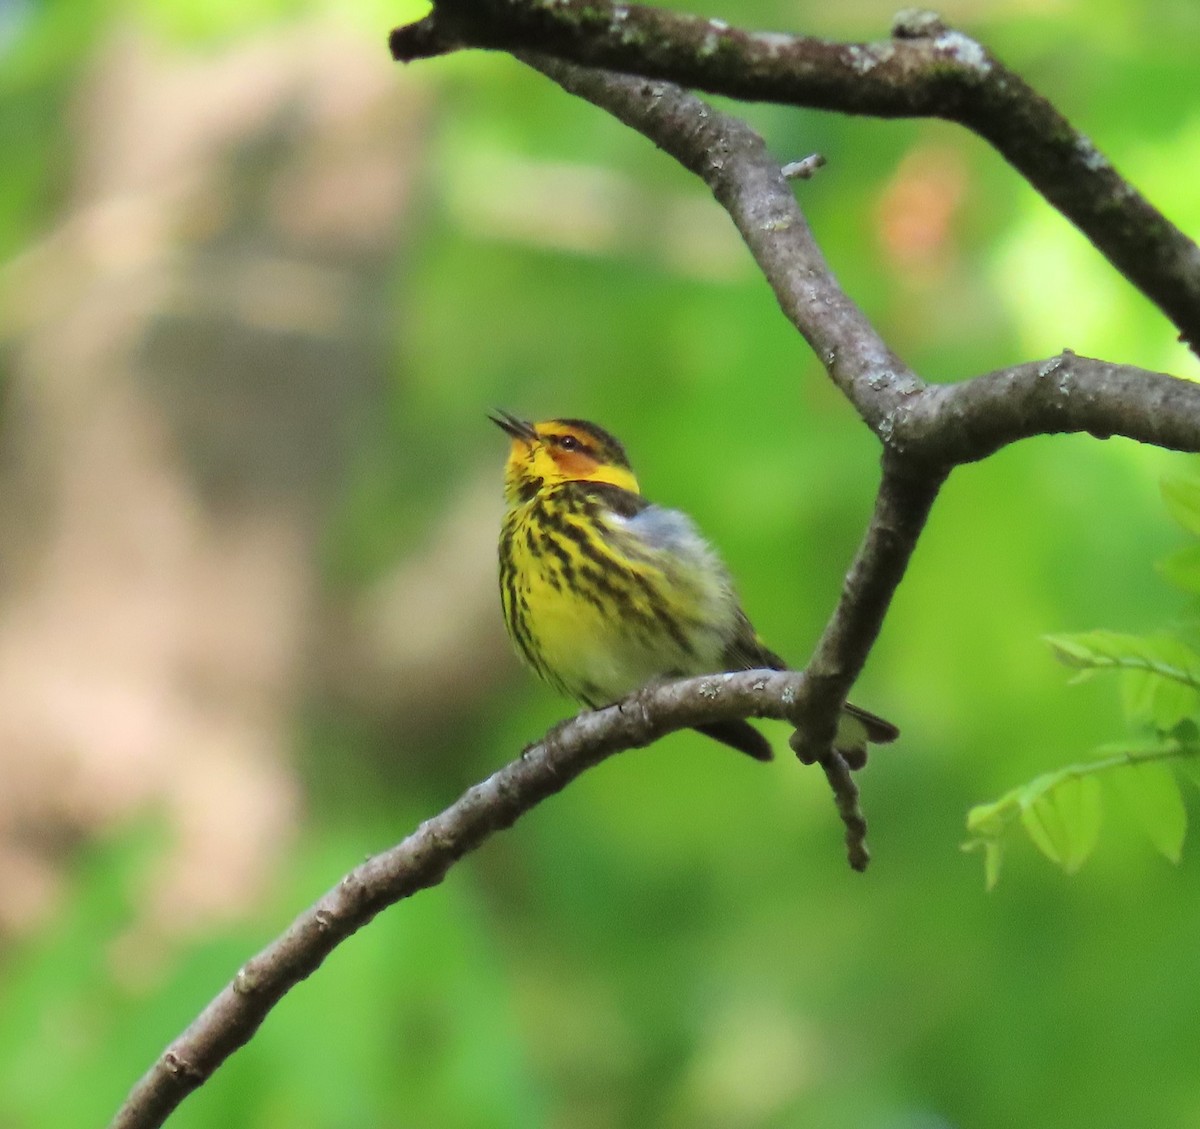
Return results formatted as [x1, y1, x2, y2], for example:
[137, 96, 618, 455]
[693, 720, 774, 761]
[696, 704, 899, 766]
[833, 702, 900, 769]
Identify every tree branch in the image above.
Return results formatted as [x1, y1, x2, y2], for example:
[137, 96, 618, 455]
[391, 2, 1200, 353]
[480, 55, 1200, 824]
[109, 667, 861, 1129]
[903, 352, 1200, 463]
[791, 460, 944, 762]
[520, 53, 920, 431]
[110, 11, 1200, 1125]
[511, 57, 1200, 471]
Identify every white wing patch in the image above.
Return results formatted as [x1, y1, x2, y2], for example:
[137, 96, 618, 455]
[620, 504, 711, 559]
[609, 503, 738, 632]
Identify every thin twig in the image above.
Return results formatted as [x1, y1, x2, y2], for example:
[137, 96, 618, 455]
[820, 751, 869, 871]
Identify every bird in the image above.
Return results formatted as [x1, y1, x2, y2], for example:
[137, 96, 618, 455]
[491, 411, 898, 763]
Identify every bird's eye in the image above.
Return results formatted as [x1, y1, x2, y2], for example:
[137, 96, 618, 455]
[558, 435, 581, 451]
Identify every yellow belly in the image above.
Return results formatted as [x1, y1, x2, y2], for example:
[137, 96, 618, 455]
[501, 509, 735, 706]
[527, 569, 690, 704]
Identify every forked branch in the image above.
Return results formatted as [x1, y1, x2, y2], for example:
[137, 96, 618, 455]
[391, 1, 1200, 352]
[110, 8, 1200, 1128]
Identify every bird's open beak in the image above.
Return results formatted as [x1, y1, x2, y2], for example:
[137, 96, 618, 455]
[489, 410, 538, 444]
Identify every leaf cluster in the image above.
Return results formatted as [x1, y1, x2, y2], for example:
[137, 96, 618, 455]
[964, 467, 1200, 886]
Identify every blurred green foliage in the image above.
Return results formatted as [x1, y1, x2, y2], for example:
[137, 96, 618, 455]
[966, 469, 1200, 887]
[3, 1, 1200, 1128]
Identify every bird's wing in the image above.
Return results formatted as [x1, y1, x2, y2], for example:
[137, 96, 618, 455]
[589, 487, 718, 564]
[611, 497, 786, 671]
[588, 486, 787, 669]
[622, 503, 709, 554]
[721, 608, 788, 672]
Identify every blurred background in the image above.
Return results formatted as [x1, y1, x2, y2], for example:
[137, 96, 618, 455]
[1, 0, 1199, 1125]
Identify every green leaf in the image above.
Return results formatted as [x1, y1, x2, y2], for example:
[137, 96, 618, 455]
[961, 835, 1007, 891]
[1161, 471, 1200, 537]
[1044, 632, 1117, 670]
[982, 839, 1004, 891]
[964, 796, 1010, 838]
[1113, 762, 1187, 863]
[964, 791, 1020, 889]
[1173, 751, 1200, 792]
[1019, 796, 1063, 864]
[1018, 774, 1102, 874]
[1121, 666, 1200, 731]
[1045, 631, 1200, 731]
[1045, 631, 1200, 686]
[1157, 545, 1200, 594]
